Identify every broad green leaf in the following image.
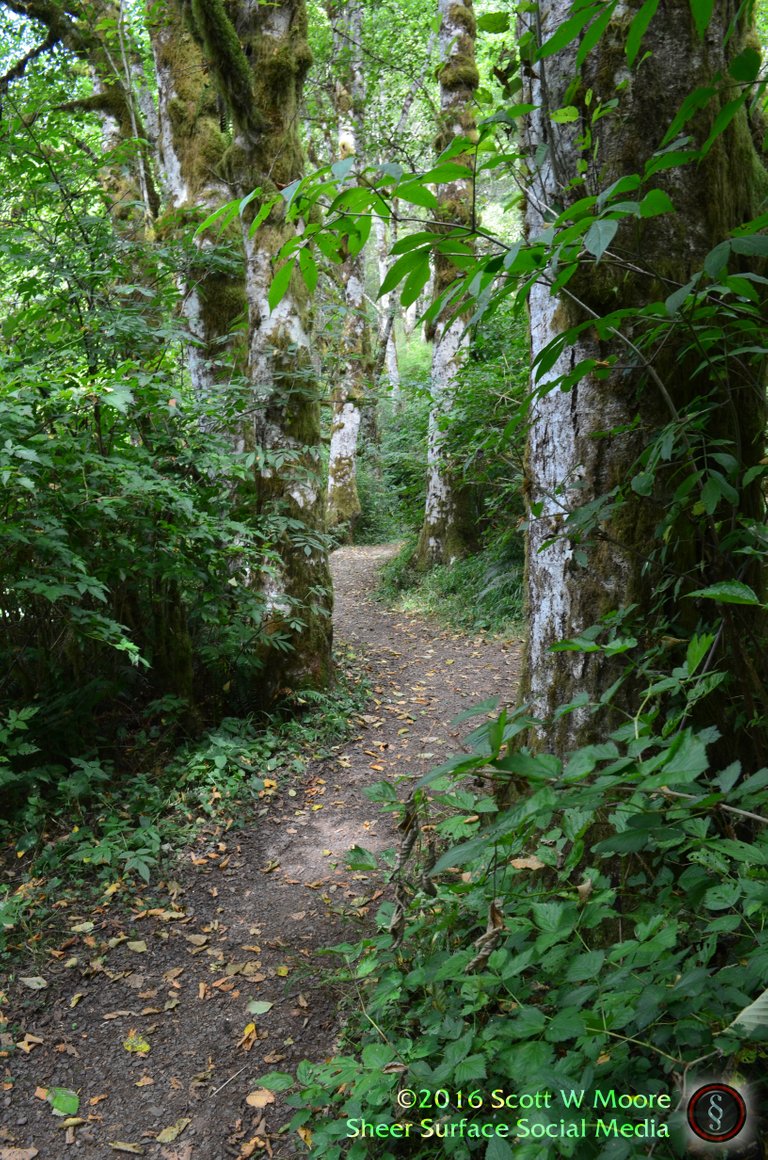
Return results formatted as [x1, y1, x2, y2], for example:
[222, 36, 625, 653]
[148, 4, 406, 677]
[584, 218, 618, 260]
[399, 259, 431, 308]
[730, 235, 768, 257]
[477, 11, 509, 32]
[550, 106, 580, 123]
[729, 46, 762, 82]
[686, 580, 760, 605]
[247, 1000, 274, 1015]
[298, 249, 318, 295]
[257, 1072, 295, 1091]
[686, 632, 715, 675]
[638, 188, 674, 218]
[47, 1087, 80, 1116]
[331, 156, 355, 180]
[397, 180, 438, 209]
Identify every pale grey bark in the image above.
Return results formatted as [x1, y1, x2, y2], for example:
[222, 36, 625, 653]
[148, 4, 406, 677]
[416, 0, 478, 568]
[519, 0, 768, 749]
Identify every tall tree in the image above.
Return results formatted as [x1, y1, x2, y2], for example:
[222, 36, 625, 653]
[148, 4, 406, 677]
[519, 0, 768, 754]
[415, 0, 479, 568]
[325, 0, 375, 534]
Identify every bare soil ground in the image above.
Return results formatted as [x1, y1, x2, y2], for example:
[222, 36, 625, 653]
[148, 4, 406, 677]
[1, 545, 522, 1160]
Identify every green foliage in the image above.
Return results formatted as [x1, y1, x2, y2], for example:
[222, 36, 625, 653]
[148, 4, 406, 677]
[380, 535, 524, 634]
[0, 656, 368, 958]
[258, 693, 768, 1158]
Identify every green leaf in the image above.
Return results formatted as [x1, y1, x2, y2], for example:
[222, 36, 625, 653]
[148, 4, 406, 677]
[397, 180, 438, 209]
[268, 261, 295, 312]
[638, 188, 674, 218]
[298, 249, 318, 295]
[729, 46, 762, 83]
[537, 4, 601, 60]
[550, 106, 580, 123]
[477, 11, 509, 32]
[47, 1087, 80, 1117]
[686, 580, 761, 606]
[626, 0, 660, 67]
[399, 259, 431, 309]
[730, 235, 768, 257]
[257, 1072, 295, 1092]
[584, 219, 618, 260]
[686, 632, 715, 676]
[690, 0, 713, 38]
[247, 1000, 274, 1015]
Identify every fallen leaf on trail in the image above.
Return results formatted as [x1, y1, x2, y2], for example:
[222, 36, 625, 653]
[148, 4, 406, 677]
[259, 861, 279, 874]
[46, 1087, 80, 1117]
[298, 1127, 312, 1147]
[69, 992, 84, 1008]
[510, 856, 546, 871]
[0, 1148, 39, 1159]
[275, 966, 289, 978]
[108, 1144, 144, 1154]
[297, 994, 308, 1008]
[54, 1042, 80, 1056]
[127, 941, 147, 954]
[15, 1034, 44, 1054]
[240, 964, 265, 979]
[123, 1029, 150, 1054]
[89, 1094, 108, 1105]
[155, 1119, 190, 1144]
[70, 922, 95, 934]
[18, 977, 47, 991]
[163, 967, 184, 982]
[241, 944, 261, 953]
[246, 1000, 273, 1015]
[134, 1076, 154, 1087]
[103, 1010, 134, 1020]
[103, 882, 121, 897]
[246, 1089, 275, 1109]
[262, 1051, 285, 1064]
[368, 763, 384, 771]
[34, 1087, 48, 1100]
[184, 934, 208, 947]
[239, 1022, 257, 1050]
[289, 911, 305, 921]
[61, 1117, 86, 1128]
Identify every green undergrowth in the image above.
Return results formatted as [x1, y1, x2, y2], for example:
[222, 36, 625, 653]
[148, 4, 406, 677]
[258, 697, 768, 1159]
[0, 646, 369, 962]
[378, 534, 525, 635]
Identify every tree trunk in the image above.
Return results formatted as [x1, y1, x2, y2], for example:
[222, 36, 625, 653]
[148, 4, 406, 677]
[147, 0, 246, 409]
[326, 0, 376, 535]
[520, 0, 768, 753]
[415, 0, 478, 569]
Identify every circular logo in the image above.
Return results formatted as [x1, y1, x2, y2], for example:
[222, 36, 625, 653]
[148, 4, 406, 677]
[687, 1083, 747, 1143]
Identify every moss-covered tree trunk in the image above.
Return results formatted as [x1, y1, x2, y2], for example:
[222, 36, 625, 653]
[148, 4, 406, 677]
[187, 0, 332, 695]
[147, 0, 246, 407]
[520, 0, 768, 753]
[325, 0, 375, 535]
[415, 0, 478, 569]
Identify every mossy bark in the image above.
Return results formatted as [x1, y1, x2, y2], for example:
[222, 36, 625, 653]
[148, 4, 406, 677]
[326, 0, 374, 536]
[415, 0, 479, 570]
[519, 0, 768, 755]
[188, 0, 332, 698]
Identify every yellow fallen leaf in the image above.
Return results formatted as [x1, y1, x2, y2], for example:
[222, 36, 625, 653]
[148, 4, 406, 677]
[60, 1117, 87, 1128]
[69, 993, 84, 1008]
[16, 1033, 44, 1054]
[123, 1029, 150, 1055]
[322, 849, 332, 857]
[102, 882, 121, 897]
[184, 934, 208, 946]
[275, 965, 289, 978]
[108, 1145, 144, 1155]
[134, 1076, 154, 1088]
[89, 1094, 109, 1105]
[245, 1088, 275, 1109]
[298, 1126, 312, 1147]
[155, 1117, 191, 1143]
[126, 941, 147, 954]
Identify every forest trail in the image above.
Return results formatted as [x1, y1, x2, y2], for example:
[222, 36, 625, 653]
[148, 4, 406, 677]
[1, 546, 522, 1160]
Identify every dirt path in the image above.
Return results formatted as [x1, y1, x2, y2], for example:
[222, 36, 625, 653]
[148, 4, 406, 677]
[1, 546, 522, 1160]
